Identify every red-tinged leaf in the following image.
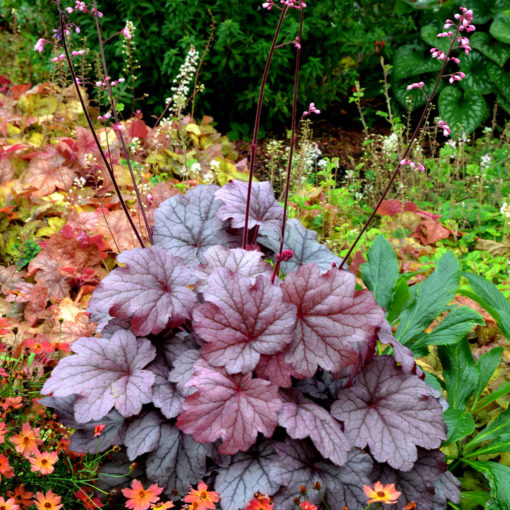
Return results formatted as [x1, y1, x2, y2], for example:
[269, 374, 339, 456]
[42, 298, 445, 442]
[95, 209, 140, 253]
[10, 84, 31, 99]
[331, 356, 445, 471]
[255, 352, 294, 388]
[27, 250, 71, 300]
[281, 264, 384, 377]
[349, 250, 366, 277]
[415, 219, 451, 245]
[176, 359, 282, 454]
[128, 119, 149, 139]
[41, 329, 156, 423]
[88, 246, 197, 336]
[215, 180, 283, 234]
[377, 199, 403, 217]
[279, 390, 350, 466]
[194, 269, 296, 373]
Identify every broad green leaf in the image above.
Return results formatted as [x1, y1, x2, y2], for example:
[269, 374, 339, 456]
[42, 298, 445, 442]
[490, 14, 510, 44]
[461, 271, 510, 339]
[444, 408, 476, 445]
[464, 407, 510, 457]
[421, 24, 450, 53]
[459, 491, 490, 509]
[396, 251, 460, 345]
[472, 381, 510, 413]
[470, 32, 510, 67]
[473, 347, 504, 409]
[460, 51, 494, 95]
[386, 277, 412, 324]
[438, 338, 479, 410]
[462, 460, 510, 507]
[360, 235, 399, 311]
[438, 87, 489, 137]
[392, 44, 442, 81]
[412, 306, 484, 351]
[487, 62, 510, 115]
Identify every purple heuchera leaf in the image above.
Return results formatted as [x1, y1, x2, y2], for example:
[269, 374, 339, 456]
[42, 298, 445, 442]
[88, 246, 197, 336]
[146, 423, 209, 495]
[125, 410, 165, 460]
[279, 390, 350, 466]
[432, 471, 461, 509]
[281, 264, 384, 377]
[194, 269, 296, 374]
[41, 329, 156, 422]
[97, 451, 144, 491]
[215, 180, 283, 235]
[215, 441, 281, 510]
[371, 448, 447, 510]
[153, 184, 234, 264]
[255, 352, 295, 388]
[272, 439, 372, 509]
[176, 359, 282, 455]
[331, 356, 446, 471]
[148, 357, 184, 419]
[194, 246, 272, 292]
[259, 218, 342, 273]
[168, 349, 200, 397]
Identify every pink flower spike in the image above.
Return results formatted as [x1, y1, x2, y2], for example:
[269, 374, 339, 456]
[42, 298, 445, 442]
[262, 0, 274, 9]
[75, 25, 80, 34]
[72, 49, 86, 57]
[437, 31, 453, 38]
[457, 37, 471, 55]
[400, 159, 423, 171]
[51, 54, 65, 63]
[417, 164, 425, 172]
[444, 20, 455, 29]
[34, 38, 47, 53]
[449, 56, 460, 64]
[303, 102, 320, 116]
[437, 120, 451, 137]
[65, 6, 74, 13]
[277, 249, 294, 262]
[121, 26, 132, 39]
[293, 37, 301, 49]
[430, 48, 446, 60]
[75, 0, 87, 12]
[448, 72, 465, 84]
[406, 81, 424, 91]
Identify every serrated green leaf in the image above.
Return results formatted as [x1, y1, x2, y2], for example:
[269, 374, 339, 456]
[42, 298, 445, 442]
[444, 408, 476, 445]
[472, 381, 510, 413]
[473, 347, 504, 409]
[464, 407, 510, 457]
[490, 14, 510, 44]
[462, 461, 510, 507]
[438, 87, 489, 137]
[470, 32, 510, 67]
[360, 235, 399, 311]
[396, 251, 460, 345]
[460, 51, 494, 94]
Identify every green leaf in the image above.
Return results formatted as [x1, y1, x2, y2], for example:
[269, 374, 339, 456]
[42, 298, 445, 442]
[386, 277, 412, 324]
[490, 14, 510, 44]
[413, 306, 484, 351]
[472, 381, 510, 413]
[462, 460, 510, 507]
[444, 408, 476, 445]
[438, 87, 489, 137]
[360, 235, 399, 311]
[459, 491, 490, 509]
[438, 338, 479, 410]
[396, 252, 460, 345]
[470, 32, 510, 67]
[464, 407, 510, 457]
[393, 44, 442, 81]
[460, 51, 495, 95]
[421, 24, 450, 53]
[487, 62, 510, 114]
[461, 271, 510, 339]
[473, 347, 504, 409]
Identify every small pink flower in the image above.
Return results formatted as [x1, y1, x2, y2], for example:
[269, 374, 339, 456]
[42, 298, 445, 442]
[72, 49, 86, 57]
[449, 56, 460, 64]
[51, 54, 66, 63]
[94, 424, 105, 437]
[437, 120, 451, 137]
[406, 81, 424, 91]
[98, 111, 111, 122]
[430, 47, 446, 60]
[34, 38, 47, 53]
[121, 26, 132, 39]
[303, 102, 320, 116]
[75, 1, 87, 12]
[457, 36, 471, 54]
[293, 37, 301, 49]
[277, 249, 294, 262]
[400, 159, 424, 172]
[437, 31, 453, 38]
[91, 8, 103, 17]
[262, 0, 275, 8]
[448, 72, 465, 84]
[65, 6, 74, 13]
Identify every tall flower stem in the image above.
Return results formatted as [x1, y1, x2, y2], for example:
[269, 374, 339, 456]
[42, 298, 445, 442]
[92, 1, 153, 244]
[57, 7, 145, 248]
[271, 8, 305, 282]
[338, 29, 460, 271]
[242, 5, 289, 249]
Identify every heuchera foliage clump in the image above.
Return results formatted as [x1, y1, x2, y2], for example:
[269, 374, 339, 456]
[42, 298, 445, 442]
[41, 181, 459, 509]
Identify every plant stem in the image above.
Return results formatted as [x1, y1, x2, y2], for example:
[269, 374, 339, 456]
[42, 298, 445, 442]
[242, 5, 289, 249]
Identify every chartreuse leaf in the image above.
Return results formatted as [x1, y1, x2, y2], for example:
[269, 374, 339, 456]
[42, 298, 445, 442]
[438, 338, 479, 411]
[472, 347, 503, 409]
[396, 251, 460, 345]
[463, 407, 510, 458]
[443, 408, 476, 445]
[412, 306, 484, 351]
[438, 87, 489, 137]
[470, 32, 510, 67]
[360, 234, 399, 311]
[461, 271, 510, 339]
[462, 460, 510, 508]
[490, 14, 510, 44]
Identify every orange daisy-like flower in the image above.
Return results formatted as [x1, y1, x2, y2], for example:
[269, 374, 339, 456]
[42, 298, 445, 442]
[244, 496, 273, 510]
[8, 485, 34, 509]
[29, 450, 58, 475]
[0, 497, 19, 510]
[122, 479, 163, 510]
[74, 487, 104, 510]
[363, 482, 401, 505]
[11, 422, 40, 458]
[183, 482, 220, 510]
[150, 502, 174, 510]
[34, 491, 63, 510]
[1, 396, 23, 411]
[300, 502, 317, 510]
[0, 453, 15, 481]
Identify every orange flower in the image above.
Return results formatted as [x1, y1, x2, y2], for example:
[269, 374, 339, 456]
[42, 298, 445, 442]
[150, 502, 174, 510]
[1, 397, 23, 411]
[122, 479, 163, 510]
[34, 491, 62, 510]
[0, 497, 19, 510]
[0, 453, 15, 481]
[11, 422, 40, 458]
[0, 421, 7, 444]
[94, 424, 105, 437]
[403, 503, 416, 509]
[29, 450, 58, 475]
[244, 497, 273, 510]
[300, 502, 317, 510]
[74, 487, 104, 510]
[183, 482, 220, 510]
[363, 482, 401, 505]
[8, 485, 34, 509]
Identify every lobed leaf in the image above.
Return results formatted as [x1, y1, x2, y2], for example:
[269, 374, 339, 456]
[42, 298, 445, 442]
[125, 410, 165, 460]
[148, 357, 184, 419]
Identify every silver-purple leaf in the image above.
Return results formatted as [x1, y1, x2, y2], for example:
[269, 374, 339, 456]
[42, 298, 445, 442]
[148, 358, 184, 419]
[153, 184, 234, 264]
[41, 329, 156, 423]
[215, 180, 283, 235]
[168, 349, 200, 397]
[278, 391, 350, 466]
[432, 471, 461, 509]
[88, 246, 197, 336]
[194, 269, 296, 374]
[281, 264, 384, 377]
[258, 218, 342, 273]
[125, 410, 165, 460]
[331, 356, 446, 471]
[146, 423, 209, 495]
[215, 441, 281, 510]
[255, 352, 294, 388]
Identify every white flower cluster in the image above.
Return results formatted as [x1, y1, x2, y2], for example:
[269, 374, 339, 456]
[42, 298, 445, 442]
[501, 202, 510, 219]
[382, 132, 399, 156]
[166, 46, 200, 117]
[480, 153, 492, 171]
